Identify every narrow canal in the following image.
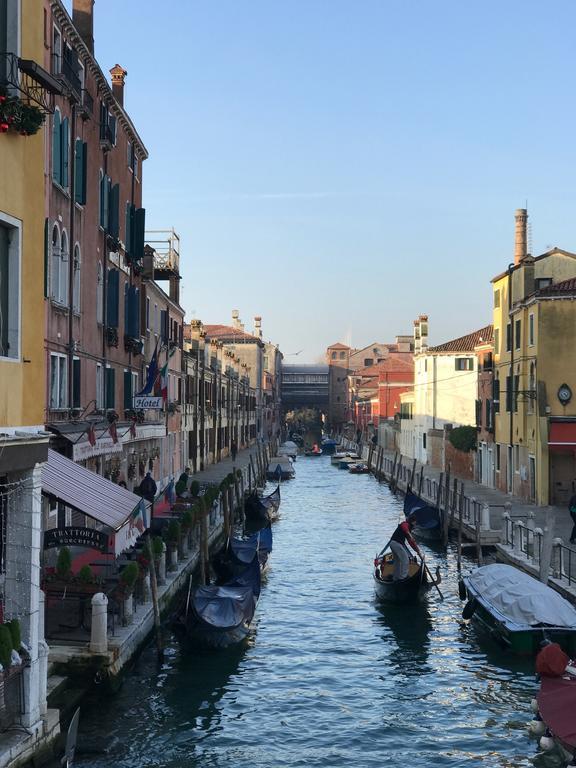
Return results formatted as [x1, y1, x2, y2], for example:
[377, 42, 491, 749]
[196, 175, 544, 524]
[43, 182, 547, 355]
[75, 456, 544, 768]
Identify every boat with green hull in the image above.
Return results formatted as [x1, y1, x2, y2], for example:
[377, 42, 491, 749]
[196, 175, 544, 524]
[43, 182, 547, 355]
[459, 564, 576, 656]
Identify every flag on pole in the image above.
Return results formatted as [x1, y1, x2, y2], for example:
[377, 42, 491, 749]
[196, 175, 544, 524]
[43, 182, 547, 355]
[109, 421, 118, 444]
[137, 340, 159, 396]
[87, 424, 96, 446]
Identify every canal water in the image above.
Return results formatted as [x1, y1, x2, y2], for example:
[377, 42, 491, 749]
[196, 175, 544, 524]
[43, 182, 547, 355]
[75, 456, 550, 768]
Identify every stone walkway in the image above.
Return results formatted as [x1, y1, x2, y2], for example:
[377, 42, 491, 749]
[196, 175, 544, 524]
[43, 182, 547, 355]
[191, 443, 269, 486]
[359, 443, 576, 546]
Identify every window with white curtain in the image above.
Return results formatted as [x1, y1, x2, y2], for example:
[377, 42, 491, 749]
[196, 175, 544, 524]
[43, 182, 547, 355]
[50, 353, 67, 409]
[51, 225, 69, 305]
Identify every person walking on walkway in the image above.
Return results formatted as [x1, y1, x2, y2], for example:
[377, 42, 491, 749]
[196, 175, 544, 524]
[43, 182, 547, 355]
[231, 440, 238, 464]
[569, 486, 576, 544]
[389, 515, 423, 581]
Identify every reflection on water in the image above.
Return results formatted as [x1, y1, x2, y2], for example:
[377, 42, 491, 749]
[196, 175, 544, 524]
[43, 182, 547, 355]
[74, 457, 542, 768]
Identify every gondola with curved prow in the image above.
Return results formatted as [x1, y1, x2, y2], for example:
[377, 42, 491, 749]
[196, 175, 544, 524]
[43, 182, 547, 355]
[373, 552, 429, 603]
[244, 484, 281, 525]
[403, 489, 444, 542]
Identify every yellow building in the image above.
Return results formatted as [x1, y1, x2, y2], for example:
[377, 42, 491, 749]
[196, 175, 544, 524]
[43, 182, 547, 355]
[492, 209, 576, 505]
[0, 0, 63, 753]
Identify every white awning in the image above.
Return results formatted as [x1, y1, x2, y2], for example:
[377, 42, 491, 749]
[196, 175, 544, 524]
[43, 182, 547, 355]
[42, 449, 150, 555]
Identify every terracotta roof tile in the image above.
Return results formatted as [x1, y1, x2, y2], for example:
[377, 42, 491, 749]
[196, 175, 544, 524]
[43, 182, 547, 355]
[538, 277, 576, 295]
[328, 342, 351, 350]
[355, 355, 414, 377]
[427, 325, 493, 354]
[203, 324, 260, 342]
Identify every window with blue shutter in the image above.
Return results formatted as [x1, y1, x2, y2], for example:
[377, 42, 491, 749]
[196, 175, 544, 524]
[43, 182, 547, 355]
[132, 208, 145, 262]
[125, 202, 133, 254]
[107, 269, 119, 327]
[123, 281, 129, 333]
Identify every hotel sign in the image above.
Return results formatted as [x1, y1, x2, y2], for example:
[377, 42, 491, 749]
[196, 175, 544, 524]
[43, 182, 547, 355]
[133, 396, 164, 410]
[44, 527, 110, 552]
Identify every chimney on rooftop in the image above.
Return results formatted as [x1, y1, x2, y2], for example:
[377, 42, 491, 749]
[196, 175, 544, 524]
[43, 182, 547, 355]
[232, 310, 242, 330]
[254, 316, 262, 339]
[110, 64, 127, 107]
[72, 0, 94, 55]
[419, 314, 428, 351]
[514, 208, 528, 266]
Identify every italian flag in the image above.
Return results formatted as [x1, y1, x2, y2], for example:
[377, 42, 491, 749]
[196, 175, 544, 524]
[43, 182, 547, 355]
[156, 345, 177, 403]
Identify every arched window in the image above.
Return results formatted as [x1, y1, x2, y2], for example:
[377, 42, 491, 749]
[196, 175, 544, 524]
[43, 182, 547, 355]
[96, 261, 103, 325]
[72, 243, 81, 312]
[51, 223, 61, 303]
[59, 229, 69, 306]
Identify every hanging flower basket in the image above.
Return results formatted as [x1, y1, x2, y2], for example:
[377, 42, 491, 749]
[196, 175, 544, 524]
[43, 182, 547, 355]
[0, 87, 45, 136]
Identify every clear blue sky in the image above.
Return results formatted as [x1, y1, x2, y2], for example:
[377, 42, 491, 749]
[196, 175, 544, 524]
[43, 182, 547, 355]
[78, 0, 576, 361]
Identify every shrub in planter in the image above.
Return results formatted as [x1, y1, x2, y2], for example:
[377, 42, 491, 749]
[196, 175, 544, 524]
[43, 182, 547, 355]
[0, 626, 13, 670]
[151, 536, 164, 559]
[6, 620, 20, 652]
[189, 480, 200, 498]
[78, 565, 94, 584]
[180, 510, 193, 532]
[167, 520, 180, 544]
[119, 562, 139, 594]
[56, 547, 72, 580]
[448, 425, 477, 453]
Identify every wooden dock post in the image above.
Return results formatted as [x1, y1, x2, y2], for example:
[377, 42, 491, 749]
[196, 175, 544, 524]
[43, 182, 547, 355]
[435, 472, 444, 535]
[450, 477, 458, 530]
[389, 452, 398, 487]
[475, 510, 482, 564]
[456, 490, 463, 571]
[378, 447, 384, 480]
[417, 466, 424, 497]
[409, 458, 417, 491]
[145, 535, 164, 659]
[442, 468, 451, 546]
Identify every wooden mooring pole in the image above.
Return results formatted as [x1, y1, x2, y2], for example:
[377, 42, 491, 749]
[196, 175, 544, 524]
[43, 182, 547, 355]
[145, 535, 163, 660]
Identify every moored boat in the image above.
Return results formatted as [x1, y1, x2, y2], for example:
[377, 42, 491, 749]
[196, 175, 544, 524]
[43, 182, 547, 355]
[245, 485, 281, 521]
[184, 557, 261, 648]
[459, 564, 576, 655]
[321, 438, 338, 455]
[404, 490, 444, 542]
[349, 462, 370, 474]
[278, 441, 298, 459]
[266, 457, 295, 481]
[373, 552, 428, 603]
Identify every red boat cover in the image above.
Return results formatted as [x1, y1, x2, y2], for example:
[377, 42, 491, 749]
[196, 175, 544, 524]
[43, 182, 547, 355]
[536, 643, 570, 677]
[538, 674, 576, 748]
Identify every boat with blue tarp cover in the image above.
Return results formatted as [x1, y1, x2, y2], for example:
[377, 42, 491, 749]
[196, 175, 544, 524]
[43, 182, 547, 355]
[229, 526, 272, 575]
[184, 556, 262, 648]
[404, 489, 443, 542]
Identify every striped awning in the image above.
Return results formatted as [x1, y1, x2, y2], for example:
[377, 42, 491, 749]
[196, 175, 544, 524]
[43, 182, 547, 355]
[42, 449, 149, 554]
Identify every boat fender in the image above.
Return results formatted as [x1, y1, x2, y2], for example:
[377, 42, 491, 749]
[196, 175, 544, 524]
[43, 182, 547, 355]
[528, 718, 546, 737]
[539, 733, 555, 751]
[458, 579, 467, 601]
[462, 598, 477, 620]
[530, 698, 539, 714]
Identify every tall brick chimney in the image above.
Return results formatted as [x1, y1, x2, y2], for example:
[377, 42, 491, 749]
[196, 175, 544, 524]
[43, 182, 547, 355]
[232, 310, 242, 330]
[514, 208, 528, 266]
[110, 64, 127, 107]
[72, 0, 94, 55]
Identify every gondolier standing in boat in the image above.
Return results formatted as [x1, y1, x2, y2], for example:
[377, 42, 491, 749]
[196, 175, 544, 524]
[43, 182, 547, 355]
[390, 515, 423, 581]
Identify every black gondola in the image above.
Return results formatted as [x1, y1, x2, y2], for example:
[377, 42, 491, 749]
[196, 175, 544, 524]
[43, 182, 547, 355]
[373, 552, 429, 603]
[184, 556, 261, 648]
[244, 485, 281, 522]
[403, 489, 444, 542]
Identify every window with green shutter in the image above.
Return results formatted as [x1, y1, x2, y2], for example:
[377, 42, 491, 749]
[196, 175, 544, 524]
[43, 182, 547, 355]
[108, 183, 119, 238]
[124, 370, 132, 411]
[105, 367, 115, 409]
[72, 358, 81, 408]
[74, 139, 87, 204]
[52, 111, 61, 183]
[132, 208, 145, 262]
[61, 117, 69, 188]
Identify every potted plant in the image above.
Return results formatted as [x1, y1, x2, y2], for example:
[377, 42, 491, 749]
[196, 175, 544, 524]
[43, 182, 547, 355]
[118, 562, 139, 598]
[0, 625, 13, 672]
[56, 547, 72, 581]
[189, 480, 200, 499]
[166, 521, 180, 571]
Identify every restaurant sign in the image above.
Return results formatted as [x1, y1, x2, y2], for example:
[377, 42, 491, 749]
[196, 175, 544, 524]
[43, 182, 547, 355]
[44, 527, 110, 553]
[133, 395, 164, 410]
